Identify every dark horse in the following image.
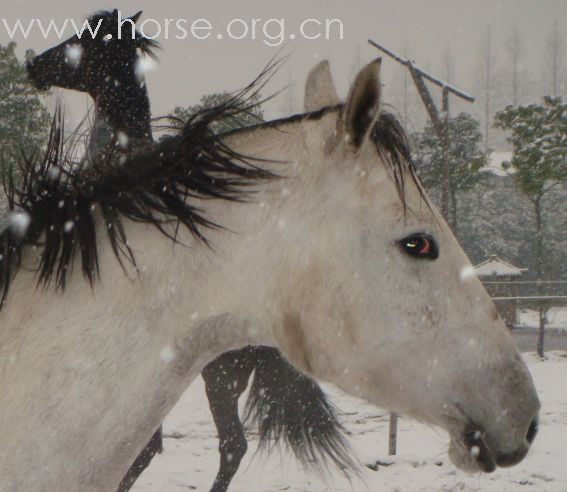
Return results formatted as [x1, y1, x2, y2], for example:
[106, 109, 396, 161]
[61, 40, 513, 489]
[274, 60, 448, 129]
[26, 10, 354, 491]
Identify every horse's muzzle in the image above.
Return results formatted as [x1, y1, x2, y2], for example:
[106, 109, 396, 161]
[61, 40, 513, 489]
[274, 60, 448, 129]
[461, 414, 539, 472]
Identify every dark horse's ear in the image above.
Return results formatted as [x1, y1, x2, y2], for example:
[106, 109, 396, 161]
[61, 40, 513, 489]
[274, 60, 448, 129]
[129, 11, 143, 24]
[340, 58, 382, 152]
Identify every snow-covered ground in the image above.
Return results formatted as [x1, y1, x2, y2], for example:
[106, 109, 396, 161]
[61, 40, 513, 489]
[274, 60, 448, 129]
[518, 307, 567, 331]
[133, 351, 567, 491]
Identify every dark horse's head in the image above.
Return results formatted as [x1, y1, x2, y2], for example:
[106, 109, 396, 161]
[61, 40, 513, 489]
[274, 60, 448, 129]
[26, 9, 158, 141]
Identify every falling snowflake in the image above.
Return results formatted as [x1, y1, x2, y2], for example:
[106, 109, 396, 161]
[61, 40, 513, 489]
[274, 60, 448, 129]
[459, 265, 477, 282]
[64, 44, 83, 68]
[134, 56, 157, 82]
[116, 131, 129, 149]
[48, 166, 61, 181]
[160, 346, 176, 363]
[9, 211, 31, 237]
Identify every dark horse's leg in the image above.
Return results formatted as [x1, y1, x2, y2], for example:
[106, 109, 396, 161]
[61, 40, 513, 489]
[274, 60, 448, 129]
[116, 348, 256, 492]
[118, 346, 355, 492]
[202, 347, 257, 492]
[204, 346, 356, 492]
[116, 426, 163, 492]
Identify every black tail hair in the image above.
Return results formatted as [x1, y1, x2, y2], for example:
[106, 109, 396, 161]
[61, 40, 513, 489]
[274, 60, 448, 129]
[243, 346, 359, 477]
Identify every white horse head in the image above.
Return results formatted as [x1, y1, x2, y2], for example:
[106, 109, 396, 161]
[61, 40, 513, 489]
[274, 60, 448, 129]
[0, 59, 538, 489]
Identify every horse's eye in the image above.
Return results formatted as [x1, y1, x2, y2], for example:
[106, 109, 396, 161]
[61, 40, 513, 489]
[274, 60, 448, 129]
[398, 233, 439, 260]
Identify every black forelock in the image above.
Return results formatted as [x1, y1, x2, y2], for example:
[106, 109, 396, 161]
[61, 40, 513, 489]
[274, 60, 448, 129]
[226, 103, 423, 209]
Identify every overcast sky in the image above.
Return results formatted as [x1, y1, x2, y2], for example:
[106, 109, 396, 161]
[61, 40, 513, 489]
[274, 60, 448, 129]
[2, 0, 566, 128]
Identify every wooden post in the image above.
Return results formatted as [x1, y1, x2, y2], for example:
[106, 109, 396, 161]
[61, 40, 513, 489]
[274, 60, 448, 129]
[403, 65, 452, 221]
[368, 40, 476, 224]
[388, 412, 398, 455]
[441, 87, 450, 221]
[537, 301, 547, 358]
[407, 63, 445, 136]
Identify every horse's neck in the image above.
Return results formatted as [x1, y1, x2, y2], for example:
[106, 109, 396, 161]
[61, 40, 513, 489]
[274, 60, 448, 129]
[0, 120, 308, 489]
[0, 213, 268, 489]
[89, 75, 152, 156]
[94, 71, 152, 142]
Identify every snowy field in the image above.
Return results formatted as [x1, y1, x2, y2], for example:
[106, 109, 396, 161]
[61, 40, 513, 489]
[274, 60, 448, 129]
[133, 351, 567, 492]
[518, 308, 567, 331]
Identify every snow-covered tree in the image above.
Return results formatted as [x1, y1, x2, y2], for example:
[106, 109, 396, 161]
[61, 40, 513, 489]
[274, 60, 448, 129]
[458, 174, 534, 265]
[172, 91, 264, 135]
[0, 42, 51, 174]
[412, 112, 486, 232]
[495, 97, 567, 355]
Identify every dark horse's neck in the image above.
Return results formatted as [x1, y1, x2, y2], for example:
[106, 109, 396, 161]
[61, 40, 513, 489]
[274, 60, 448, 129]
[92, 54, 152, 144]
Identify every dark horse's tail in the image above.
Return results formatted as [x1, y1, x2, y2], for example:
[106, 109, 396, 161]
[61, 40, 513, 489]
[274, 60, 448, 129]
[243, 346, 359, 476]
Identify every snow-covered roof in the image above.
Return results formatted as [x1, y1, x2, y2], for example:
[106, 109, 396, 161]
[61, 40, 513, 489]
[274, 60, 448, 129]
[474, 255, 527, 277]
[484, 151, 514, 176]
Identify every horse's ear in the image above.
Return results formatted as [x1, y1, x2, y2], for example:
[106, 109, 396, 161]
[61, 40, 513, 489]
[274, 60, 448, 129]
[340, 58, 382, 151]
[112, 9, 119, 17]
[304, 60, 340, 112]
[129, 11, 143, 24]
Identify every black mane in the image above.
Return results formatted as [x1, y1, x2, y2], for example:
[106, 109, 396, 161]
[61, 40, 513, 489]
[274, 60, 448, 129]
[0, 72, 417, 308]
[227, 103, 420, 208]
[0, 76, 275, 306]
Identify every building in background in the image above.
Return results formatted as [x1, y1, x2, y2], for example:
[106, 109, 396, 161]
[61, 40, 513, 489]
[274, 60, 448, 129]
[475, 255, 527, 328]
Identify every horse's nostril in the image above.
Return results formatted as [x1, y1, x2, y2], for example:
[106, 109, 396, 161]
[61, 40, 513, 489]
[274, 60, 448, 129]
[495, 444, 529, 468]
[526, 416, 538, 444]
[494, 415, 538, 468]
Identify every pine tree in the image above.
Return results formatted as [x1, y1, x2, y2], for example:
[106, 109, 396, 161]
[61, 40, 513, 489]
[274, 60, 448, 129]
[412, 112, 486, 232]
[0, 42, 51, 174]
[495, 97, 567, 356]
[172, 91, 264, 135]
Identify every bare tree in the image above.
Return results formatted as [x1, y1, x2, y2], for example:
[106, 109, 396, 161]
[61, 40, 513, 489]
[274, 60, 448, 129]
[401, 41, 411, 127]
[474, 26, 500, 154]
[440, 44, 469, 119]
[277, 66, 296, 117]
[386, 41, 425, 131]
[349, 43, 363, 83]
[543, 21, 565, 97]
[442, 44, 455, 87]
[505, 25, 532, 106]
